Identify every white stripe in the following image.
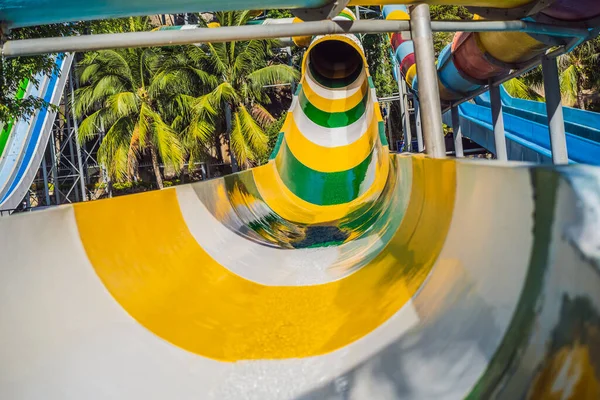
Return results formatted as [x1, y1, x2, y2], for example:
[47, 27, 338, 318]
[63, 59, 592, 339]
[175, 184, 347, 286]
[291, 98, 374, 148]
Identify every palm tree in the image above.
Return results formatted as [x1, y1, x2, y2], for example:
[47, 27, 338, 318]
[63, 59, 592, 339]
[74, 47, 184, 189]
[514, 37, 600, 109]
[160, 11, 299, 170]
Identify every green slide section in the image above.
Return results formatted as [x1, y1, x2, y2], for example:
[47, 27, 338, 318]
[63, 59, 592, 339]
[0, 79, 29, 158]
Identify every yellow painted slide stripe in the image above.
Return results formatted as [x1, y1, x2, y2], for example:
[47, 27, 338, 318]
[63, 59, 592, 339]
[302, 75, 368, 113]
[254, 149, 390, 224]
[74, 156, 456, 362]
[358, 0, 532, 8]
[282, 111, 379, 172]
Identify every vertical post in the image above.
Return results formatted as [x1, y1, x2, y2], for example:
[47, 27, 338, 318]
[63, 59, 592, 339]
[355, 6, 360, 20]
[451, 106, 464, 158]
[41, 152, 51, 206]
[65, 105, 80, 203]
[414, 99, 424, 152]
[70, 72, 88, 201]
[410, 4, 445, 158]
[541, 56, 568, 164]
[489, 83, 508, 161]
[225, 103, 238, 172]
[397, 64, 411, 152]
[402, 80, 413, 152]
[49, 131, 60, 204]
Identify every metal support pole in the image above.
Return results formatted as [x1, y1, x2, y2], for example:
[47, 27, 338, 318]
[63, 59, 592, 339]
[65, 105, 81, 203]
[450, 107, 464, 158]
[401, 80, 413, 152]
[355, 6, 360, 20]
[41, 152, 51, 206]
[414, 99, 424, 152]
[541, 56, 569, 164]
[49, 131, 60, 204]
[69, 73, 88, 201]
[489, 83, 508, 161]
[410, 4, 445, 158]
[396, 64, 412, 152]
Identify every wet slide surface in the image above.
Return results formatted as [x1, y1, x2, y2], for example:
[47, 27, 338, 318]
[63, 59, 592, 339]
[1, 21, 600, 400]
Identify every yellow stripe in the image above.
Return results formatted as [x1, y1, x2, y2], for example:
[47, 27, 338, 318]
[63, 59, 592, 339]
[405, 63, 417, 86]
[477, 30, 545, 64]
[282, 110, 379, 172]
[302, 74, 368, 113]
[255, 149, 390, 224]
[361, 0, 533, 7]
[74, 156, 456, 362]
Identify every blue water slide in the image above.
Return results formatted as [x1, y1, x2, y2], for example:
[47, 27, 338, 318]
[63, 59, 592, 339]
[443, 100, 600, 165]
[0, 53, 74, 211]
[474, 86, 600, 143]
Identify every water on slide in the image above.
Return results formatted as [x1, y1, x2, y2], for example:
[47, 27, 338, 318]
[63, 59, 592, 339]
[0, 32, 599, 399]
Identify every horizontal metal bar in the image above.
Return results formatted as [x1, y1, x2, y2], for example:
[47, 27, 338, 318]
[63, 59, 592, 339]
[1, 20, 589, 58]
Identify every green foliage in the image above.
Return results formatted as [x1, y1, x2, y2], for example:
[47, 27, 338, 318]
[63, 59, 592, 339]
[429, 6, 472, 56]
[265, 9, 293, 19]
[73, 11, 298, 184]
[165, 10, 299, 169]
[74, 34, 185, 188]
[517, 36, 600, 109]
[362, 33, 396, 98]
[257, 115, 286, 165]
[503, 78, 544, 101]
[0, 17, 149, 125]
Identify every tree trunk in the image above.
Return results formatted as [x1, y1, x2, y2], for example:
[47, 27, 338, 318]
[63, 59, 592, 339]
[225, 103, 238, 173]
[577, 75, 586, 110]
[149, 145, 164, 189]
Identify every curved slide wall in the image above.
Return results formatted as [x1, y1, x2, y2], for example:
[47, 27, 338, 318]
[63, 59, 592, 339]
[1, 22, 600, 400]
[0, 54, 74, 212]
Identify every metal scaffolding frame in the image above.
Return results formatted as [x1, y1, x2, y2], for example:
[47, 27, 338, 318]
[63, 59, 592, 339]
[28, 67, 99, 209]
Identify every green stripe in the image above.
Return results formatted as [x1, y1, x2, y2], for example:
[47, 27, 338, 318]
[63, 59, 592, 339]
[275, 139, 374, 206]
[308, 62, 362, 89]
[466, 169, 558, 399]
[338, 11, 355, 20]
[299, 88, 367, 128]
[0, 79, 29, 158]
[269, 132, 284, 160]
[378, 121, 388, 146]
[368, 76, 375, 89]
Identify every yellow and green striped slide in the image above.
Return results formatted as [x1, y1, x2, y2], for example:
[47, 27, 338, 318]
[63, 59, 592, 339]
[1, 22, 599, 400]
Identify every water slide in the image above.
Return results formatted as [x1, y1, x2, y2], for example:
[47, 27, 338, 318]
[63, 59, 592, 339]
[383, 3, 600, 163]
[442, 90, 600, 164]
[0, 54, 74, 211]
[1, 5, 600, 398]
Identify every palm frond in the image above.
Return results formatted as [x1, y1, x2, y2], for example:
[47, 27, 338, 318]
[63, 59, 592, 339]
[250, 103, 276, 127]
[559, 64, 578, 107]
[107, 92, 139, 117]
[247, 64, 299, 90]
[152, 117, 185, 173]
[97, 117, 135, 182]
[207, 82, 240, 107]
[237, 104, 268, 156]
[503, 78, 543, 101]
[230, 112, 253, 167]
[78, 108, 119, 143]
